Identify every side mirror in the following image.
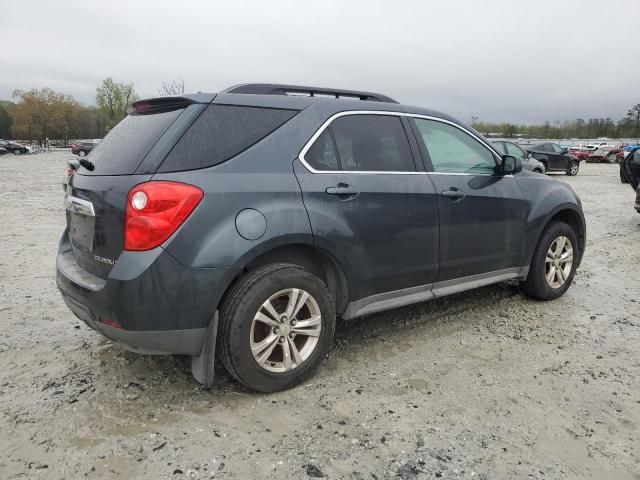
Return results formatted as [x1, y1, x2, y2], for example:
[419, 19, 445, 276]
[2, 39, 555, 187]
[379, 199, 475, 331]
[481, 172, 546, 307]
[501, 155, 522, 175]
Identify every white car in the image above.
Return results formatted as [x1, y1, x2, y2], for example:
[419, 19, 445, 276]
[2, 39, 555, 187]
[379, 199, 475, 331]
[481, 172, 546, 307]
[585, 142, 610, 151]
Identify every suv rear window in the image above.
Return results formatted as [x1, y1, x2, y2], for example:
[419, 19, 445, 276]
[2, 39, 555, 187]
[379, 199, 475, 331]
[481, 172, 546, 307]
[83, 108, 184, 175]
[158, 105, 298, 172]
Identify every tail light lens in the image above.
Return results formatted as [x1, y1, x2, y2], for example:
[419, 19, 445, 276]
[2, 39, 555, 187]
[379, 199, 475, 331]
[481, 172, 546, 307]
[124, 181, 203, 251]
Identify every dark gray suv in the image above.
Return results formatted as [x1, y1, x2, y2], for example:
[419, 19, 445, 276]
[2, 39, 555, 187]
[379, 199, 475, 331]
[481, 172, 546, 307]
[57, 84, 586, 392]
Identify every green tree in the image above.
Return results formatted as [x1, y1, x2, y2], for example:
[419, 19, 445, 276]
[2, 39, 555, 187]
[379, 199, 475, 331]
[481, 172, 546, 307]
[627, 104, 640, 139]
[96, 77, 137, 133]
[501, 123, 516, 138]
[0, 104, 12, 138]
[11, 88, 63, 142]
[10, 88, 98, 144]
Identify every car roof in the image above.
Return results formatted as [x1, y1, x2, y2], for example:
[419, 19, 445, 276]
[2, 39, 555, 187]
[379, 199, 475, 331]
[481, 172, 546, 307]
[135, 83, 478, 136]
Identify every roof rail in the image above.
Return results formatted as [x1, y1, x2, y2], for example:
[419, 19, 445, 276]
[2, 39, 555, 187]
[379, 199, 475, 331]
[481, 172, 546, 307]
[223, 83, 398, 103]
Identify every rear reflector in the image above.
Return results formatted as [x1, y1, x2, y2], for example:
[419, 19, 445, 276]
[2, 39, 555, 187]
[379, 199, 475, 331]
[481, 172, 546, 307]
[124, 181, 203, 251]
[100, 319, 123, 329]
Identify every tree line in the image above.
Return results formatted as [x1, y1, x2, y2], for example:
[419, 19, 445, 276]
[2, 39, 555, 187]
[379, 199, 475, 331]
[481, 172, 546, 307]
[0, 78, 184, 145]
[1, 81, 638, 144]
[472, 105, 640, 140]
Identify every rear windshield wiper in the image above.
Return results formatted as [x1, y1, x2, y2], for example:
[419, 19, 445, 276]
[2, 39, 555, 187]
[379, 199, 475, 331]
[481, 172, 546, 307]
[79, 158, 95, 171]
[68, 158, 95, 172]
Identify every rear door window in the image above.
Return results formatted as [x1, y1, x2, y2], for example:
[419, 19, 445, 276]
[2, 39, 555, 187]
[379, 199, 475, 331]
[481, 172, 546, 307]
[550, 144, 564, 154]
[537, 143, 551, 152]
[83, 108, 184, 175]
[158, 105, 298, 172]
[305, 129, 340, 171]
[330, 115, 415, 172]
[303, 114, 415, 172]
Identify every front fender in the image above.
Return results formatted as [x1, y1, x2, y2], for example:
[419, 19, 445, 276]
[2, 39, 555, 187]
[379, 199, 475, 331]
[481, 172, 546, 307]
[517, 176, 585, 268]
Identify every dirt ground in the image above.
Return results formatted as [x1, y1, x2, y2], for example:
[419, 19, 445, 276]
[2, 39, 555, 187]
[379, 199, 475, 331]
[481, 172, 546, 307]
[0, 151, 639, 480]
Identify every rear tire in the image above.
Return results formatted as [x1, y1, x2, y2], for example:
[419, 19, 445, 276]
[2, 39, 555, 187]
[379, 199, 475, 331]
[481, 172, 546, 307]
[566, 161, 579, 176]
[13, 149, 21, 155]
[78, 150, 86, 157]
[218, 263, 336, 392]
[520, 222, 578, 301]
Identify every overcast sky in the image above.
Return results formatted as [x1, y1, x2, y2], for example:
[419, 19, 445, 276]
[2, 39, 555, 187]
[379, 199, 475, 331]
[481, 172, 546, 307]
[2, 0, 639, 124]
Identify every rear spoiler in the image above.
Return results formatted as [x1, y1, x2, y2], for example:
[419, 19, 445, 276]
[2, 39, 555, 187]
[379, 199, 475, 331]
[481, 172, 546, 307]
[129, 93, 216, 114]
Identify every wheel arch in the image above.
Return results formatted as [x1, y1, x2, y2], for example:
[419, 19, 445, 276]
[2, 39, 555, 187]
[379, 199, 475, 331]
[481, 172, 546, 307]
[527, 204, 586, 270]
[547, 208, 585, 266]
[226, 242, 350, 316]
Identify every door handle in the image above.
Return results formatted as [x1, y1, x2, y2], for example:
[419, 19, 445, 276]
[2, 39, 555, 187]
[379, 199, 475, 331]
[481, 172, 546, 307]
[325, 184, 359, 199]
[441, 189, 466, 201]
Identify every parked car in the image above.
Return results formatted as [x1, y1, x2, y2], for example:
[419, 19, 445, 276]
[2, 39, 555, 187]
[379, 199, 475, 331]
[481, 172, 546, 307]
[584, 142, 610, 151]
[587, 146, 620, 163]
[567, 146, 589, 161]
[492, 140, 546, 173]
[524, 142, 581, 175]
[0, 139, 28, 155]
[620, 147, 640, 211]
[71, 141, 98, 157]
[57, 83, 586, 392]
[622, 144, 640, 157]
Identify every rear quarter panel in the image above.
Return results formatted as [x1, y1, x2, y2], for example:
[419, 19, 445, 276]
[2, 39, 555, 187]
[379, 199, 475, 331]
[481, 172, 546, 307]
[153, 107, 326, 269]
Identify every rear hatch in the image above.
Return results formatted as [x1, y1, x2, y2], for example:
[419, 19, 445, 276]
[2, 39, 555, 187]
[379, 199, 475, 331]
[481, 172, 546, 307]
[65, 98, 207, 279]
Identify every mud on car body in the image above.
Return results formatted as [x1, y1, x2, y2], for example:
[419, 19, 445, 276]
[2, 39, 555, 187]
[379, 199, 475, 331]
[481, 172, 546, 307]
[57, 84, 586, 392]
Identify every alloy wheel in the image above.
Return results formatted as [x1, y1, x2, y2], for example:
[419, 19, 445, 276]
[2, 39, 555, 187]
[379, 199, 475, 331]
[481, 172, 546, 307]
[250, 288, 322, 373]
[545, 236, 573, 288]
[570, 162, 579, 175]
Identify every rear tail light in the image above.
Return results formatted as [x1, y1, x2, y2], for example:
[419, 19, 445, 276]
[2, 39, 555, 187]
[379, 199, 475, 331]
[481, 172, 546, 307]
[124, 181, 203, 251]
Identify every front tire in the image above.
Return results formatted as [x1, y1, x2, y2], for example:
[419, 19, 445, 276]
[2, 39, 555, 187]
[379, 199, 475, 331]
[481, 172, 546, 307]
[13, 149, 21, 155]
[218, 263, 336, 392]
[78, 150, 86, 157]
[520, 222, 578, 300]
[567, 161, 579, 176]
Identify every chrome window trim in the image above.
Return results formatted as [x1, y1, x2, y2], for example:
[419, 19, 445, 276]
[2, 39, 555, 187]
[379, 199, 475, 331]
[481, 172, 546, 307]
[298, 110, 504, 175]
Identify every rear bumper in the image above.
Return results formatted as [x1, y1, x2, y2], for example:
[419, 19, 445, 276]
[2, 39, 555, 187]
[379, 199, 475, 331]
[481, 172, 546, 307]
[60, 292, 207, 355]
[56, 232, 241, 355]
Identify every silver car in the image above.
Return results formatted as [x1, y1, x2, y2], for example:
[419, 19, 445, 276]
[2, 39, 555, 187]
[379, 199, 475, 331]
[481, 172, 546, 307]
[492, 141, 546, 174]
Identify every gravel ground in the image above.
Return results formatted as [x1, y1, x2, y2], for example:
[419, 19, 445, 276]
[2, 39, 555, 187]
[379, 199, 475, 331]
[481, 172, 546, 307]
[1, 151, 639, 480]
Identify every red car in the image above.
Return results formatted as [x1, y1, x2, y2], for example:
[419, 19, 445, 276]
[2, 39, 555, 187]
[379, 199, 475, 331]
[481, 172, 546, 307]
[567, 147, 589, 161]
[587, 146, 620, 163]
